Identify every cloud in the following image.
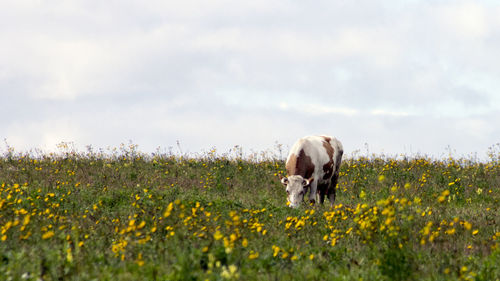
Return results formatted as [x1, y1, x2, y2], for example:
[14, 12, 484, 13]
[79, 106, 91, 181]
[5, 117, 85, 152]
[436, 2, 489, 39]
[2, 0, 500, 159]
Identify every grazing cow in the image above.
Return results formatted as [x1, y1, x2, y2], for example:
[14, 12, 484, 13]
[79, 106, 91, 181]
[280, 135, 343, 208]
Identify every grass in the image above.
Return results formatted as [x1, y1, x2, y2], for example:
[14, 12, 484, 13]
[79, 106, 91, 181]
[0, 143, 499, 280]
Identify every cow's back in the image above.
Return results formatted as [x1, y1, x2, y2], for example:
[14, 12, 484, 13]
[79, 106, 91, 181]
[286, 135, 342, 182]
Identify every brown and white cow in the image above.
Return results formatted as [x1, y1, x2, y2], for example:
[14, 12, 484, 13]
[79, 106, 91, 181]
[280, 135, 343, 208]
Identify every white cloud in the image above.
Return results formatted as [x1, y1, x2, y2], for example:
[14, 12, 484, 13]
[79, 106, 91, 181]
[2, 0, 500, 159]
[6, 117, 85, 152]
[436, 2, 489, 39]
[279, 102, 359, 116]
[369, 109, 411, 117]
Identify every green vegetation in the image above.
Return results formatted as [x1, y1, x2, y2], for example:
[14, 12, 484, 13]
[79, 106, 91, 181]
[1, 143, 499, 280]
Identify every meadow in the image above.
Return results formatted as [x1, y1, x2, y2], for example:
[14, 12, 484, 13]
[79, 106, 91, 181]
[0, 143, 499, 281]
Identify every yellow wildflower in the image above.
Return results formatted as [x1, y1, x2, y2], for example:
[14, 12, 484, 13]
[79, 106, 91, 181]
[360, 190, 366, 199]
[221, 265, 239, 279]
[445, 228, 456, 235]
[272, 245, 280, 257]
[136, 253, 145, 266]
[248, 251, 259, 259]
[213, 230, 223, 240]
[463, 221, 472, 230]
[137, 221, 146, 229]
[42, 231, 55, 239]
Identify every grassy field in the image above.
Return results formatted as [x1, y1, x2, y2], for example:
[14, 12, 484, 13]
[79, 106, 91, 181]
[1, 143, 499, 280]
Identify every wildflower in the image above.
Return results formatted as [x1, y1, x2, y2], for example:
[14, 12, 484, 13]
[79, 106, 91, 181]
[42, 231, 55, 239]
[213, 231, 223, 241]
[472, 229, 479, 235]
[164, 202, 174, 217]
[463, 221, 472, 230]
[137, 221, 146, 229]
[66, 247, 73, 263]
[111, 239, 128, 255]
[136, 253, 145, 267]
[378, 175, 385, 182]
[272, 245, 280, 257]
[445, 228, 456, 235]
[221, 264, 239, 279]
[248, 251, 259, 259]
[242, 238, 248, 247]
[360, 190, 366, 199]
[330, 238, 337, 246]
[422, 221, 433, 236]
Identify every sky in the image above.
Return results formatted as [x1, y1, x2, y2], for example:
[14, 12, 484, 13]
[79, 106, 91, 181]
[1, 0, 500, 159]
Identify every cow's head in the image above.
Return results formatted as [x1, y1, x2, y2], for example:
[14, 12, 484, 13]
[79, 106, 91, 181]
[280, 175, 314, 208]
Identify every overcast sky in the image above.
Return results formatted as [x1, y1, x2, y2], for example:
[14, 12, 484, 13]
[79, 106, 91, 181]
[1, 0, 500, 159]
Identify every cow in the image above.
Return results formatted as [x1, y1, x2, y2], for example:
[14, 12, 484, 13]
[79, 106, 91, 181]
[280, 135, 343, 208]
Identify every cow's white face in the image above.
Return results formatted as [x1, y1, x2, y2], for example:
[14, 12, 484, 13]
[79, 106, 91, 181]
[281, 175, 313, 208]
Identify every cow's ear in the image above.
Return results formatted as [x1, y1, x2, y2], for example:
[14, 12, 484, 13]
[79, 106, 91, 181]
[281, 177, 289, 186]
[303, 177, 314, 186]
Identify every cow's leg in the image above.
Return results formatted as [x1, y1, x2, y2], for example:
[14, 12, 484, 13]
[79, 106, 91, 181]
[309, 180, 318, 205]
[328, 173, 339, 207]
[329, 150, 343, 207]
[317, 183, 328, 204]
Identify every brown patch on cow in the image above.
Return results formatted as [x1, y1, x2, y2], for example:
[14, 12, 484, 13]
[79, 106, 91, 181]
[321, 136, 332, 143]
[322, 163, 334, 180]
[322, 139, 334, 159]
[286, 149, 315, 179]
[322, 140, 335, 180]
